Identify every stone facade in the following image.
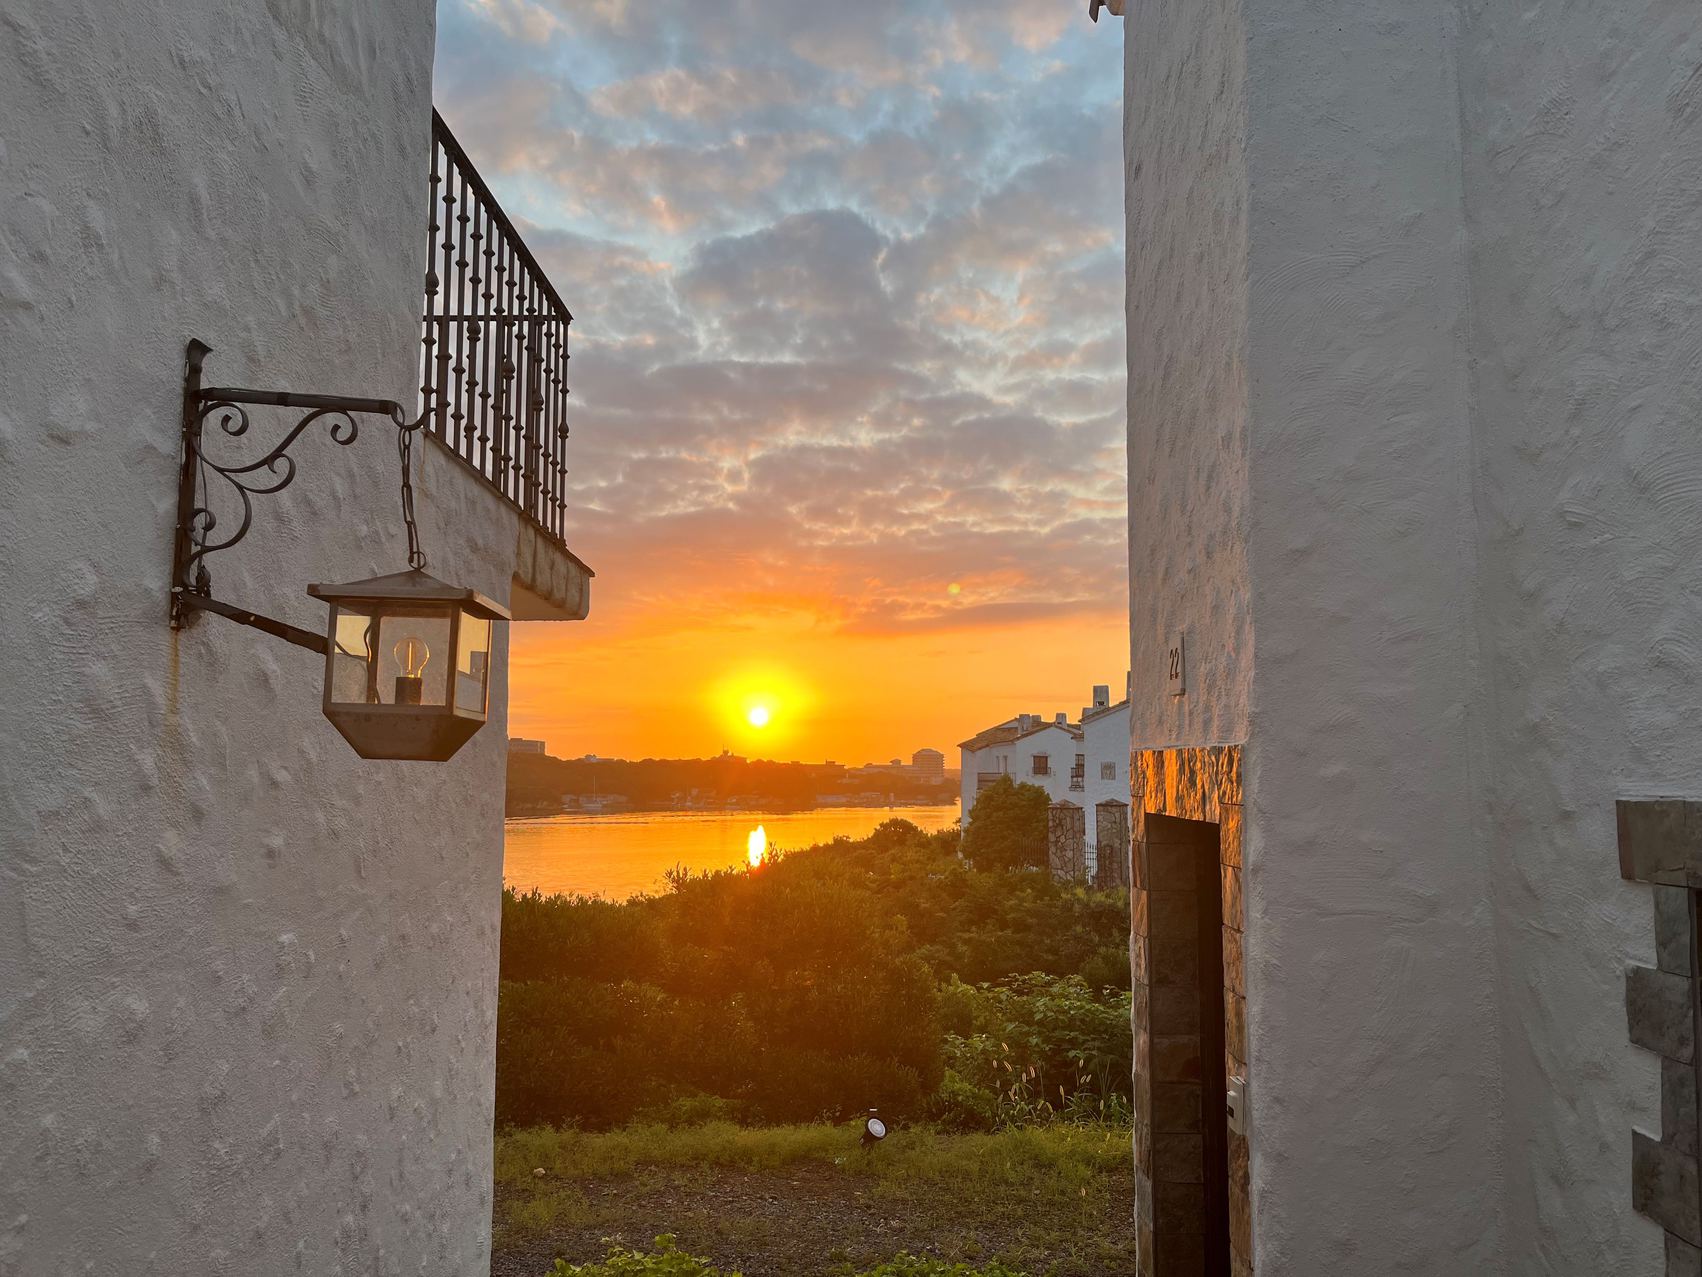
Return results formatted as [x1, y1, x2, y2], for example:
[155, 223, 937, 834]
[1048, 801, 1087, 883]
[1096, 800, 1132, 890]
[1621, 800, 1702, 1273]
[1132, 746, 1248, 1275]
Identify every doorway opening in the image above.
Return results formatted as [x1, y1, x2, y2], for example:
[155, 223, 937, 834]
[1144, 812, 1233, 1276]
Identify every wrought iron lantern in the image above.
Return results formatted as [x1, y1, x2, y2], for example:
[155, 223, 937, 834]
[169, 339, 509, 762]
[310, 570, 509, 761]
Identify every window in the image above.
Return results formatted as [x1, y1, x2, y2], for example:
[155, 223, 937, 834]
[1031, 754, 1050, 776]
[1101, 762, 1117, 780]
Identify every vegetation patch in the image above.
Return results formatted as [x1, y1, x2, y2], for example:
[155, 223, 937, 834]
[497, 818, 1130, 1131]
[494, 816, 1137, 1276]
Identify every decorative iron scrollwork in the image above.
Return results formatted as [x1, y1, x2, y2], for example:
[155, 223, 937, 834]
[169, 339, 429, 630]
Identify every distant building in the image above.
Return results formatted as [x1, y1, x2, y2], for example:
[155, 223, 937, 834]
[959, 712, 1082, 813]
[911, 748, 946, 781]
[959, 687, 1130, 874]
[1079, 686, 1131, 878]
[508, 738, 547, 755]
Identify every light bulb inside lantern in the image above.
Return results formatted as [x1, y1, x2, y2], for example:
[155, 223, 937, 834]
[393, 635, 429, 705]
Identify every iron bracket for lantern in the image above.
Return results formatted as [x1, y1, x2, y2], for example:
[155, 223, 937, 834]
[167, 339, 508, 762]
[169, 339, 424, 641]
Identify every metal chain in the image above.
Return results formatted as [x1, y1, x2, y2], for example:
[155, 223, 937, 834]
[397, 423, 426, 571]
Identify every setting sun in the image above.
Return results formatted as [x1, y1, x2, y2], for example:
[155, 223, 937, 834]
[699, 664, 819, 753]
[747, 825, 767, 868]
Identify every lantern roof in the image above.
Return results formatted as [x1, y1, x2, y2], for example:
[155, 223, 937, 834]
[307, 568, 511, 621]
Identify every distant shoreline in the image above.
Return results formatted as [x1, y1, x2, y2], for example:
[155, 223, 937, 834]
[505, 798, 961, 822]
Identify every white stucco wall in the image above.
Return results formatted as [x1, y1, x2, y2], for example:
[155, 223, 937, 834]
[0, 1, 521, 1269]
[1010, 724, 1079, 807]
[1124, 0, 1250, 750]
[1081, 703, 1130, 815]
[1240, 2, 1507, 1270]
[1126, 0, 1688, 1270]
[1081, 703, 1131, 868]
[1459, 2, 1698, 1267]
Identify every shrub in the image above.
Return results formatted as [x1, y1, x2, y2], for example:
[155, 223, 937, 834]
[932, 974, 1132, 1130]
[932, 1067, 1000, 1133]
[959, 777, 1049, 872]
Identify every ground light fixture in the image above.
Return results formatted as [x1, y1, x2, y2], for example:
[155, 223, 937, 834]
[861, 1109, 887, 1149]
[169, 340, 511, 762]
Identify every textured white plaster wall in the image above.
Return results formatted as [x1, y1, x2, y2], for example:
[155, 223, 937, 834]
[1128, 0, 1689, 1269]
[1459, 2, 1697, 1268]
[1080, 703, 1131, 862]
[1238, 2, 1507, 1267]
[1123, 0, 1251, 750]
[0, 1, 519, 1271]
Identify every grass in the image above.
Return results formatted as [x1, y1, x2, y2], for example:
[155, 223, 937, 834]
[491, 1121, 1137, 1277]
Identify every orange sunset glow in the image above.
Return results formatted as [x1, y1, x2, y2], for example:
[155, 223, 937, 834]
[508, 606, 1127, 764]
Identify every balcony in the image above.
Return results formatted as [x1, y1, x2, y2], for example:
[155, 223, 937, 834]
[976, 772, 1003, 792]
[421, 110, 590, 620]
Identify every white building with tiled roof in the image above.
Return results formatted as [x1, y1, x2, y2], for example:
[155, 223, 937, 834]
[959, 680, 1133, 874]
[958, 713, 1081, 816]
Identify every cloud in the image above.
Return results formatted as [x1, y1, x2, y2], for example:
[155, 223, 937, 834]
[591, 65, 813, 123]
[433, 0, 1128, 646]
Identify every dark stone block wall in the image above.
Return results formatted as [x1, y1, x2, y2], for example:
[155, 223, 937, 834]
[1133, 746, 1250, 1276]
[1619, 800, 1702, 1274]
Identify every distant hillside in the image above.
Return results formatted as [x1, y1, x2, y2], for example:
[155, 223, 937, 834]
[506, 751, 955, 815]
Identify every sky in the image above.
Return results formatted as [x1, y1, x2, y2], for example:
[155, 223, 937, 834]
[433, 0, 1129, 765]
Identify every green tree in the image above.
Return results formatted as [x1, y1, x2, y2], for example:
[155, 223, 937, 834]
[960, 776, 1049, 871]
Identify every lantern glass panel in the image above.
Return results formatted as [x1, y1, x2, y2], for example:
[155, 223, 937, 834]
[330, 606, 378, 704]
[455, 612, 492, 715]
[374, 610, 452, 707]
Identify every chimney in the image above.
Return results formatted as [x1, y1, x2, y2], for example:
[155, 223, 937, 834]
[1055, 712, 1068, 727]
[1017, 714, 1033, 732]
[1093, 684, 1110, 709]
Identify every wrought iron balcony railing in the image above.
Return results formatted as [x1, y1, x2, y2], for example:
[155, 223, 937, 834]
[422, 110, 573, 545]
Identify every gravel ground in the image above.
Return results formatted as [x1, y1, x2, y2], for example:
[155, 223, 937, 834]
[490, 1161, 1138, 1277]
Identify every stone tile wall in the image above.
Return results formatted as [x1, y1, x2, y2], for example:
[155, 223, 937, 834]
[1619, 800, 1702, 1274]
[1049, 800, 1087, 883]
[1133, 746, 1250, 1276]
[1098, 800, 1133, 890]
